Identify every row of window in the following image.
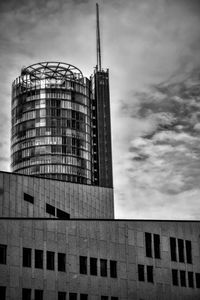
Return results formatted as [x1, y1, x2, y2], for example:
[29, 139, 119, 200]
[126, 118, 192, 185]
[172, 269, 200, 289]
[170, 237, 192, 263]
[35, 173, 90, 184]
[79, 256, 117, 278]
[138, 264, 154, 283]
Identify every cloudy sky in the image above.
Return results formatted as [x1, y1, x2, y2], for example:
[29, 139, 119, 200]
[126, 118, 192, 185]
[0, 0, 200, 219]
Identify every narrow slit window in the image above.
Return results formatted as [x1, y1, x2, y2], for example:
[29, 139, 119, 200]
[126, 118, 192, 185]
[188, 272, 194, 288]
[22, 288, 31, 300]
[196, 273, 200, 288]
[185, 240, 192, 264]
[58, 253, 66, 272]
[23, 248, 32, 268]
[180, 270, 186, 287]
[172, 269, 178, 286]
[46, 203, 55, 216]
[0, 244, 7, 264]
[145, 232, 152, 257]
[154, 234, 161, 259]
[35, 249, 43, 269]
[170, 237, 177, 262]
[100, 259, 107, 277]
[147, 265, 154, 283]
[110, 260, 117, 278]
[47, 251, 54, 270]
[178, 239, 185, 263]
[138, 264, 145, 282]
[24, 193, 34, 204]
[80, 256, 87, 274]
[90, 257, 97, 276]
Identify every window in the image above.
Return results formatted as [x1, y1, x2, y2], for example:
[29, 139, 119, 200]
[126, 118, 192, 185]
[58, 253, 66, 272]
[170, 237, 177, 261]
[185, 240, 192, 264]
[172, 269, 178, 286]
[0, 287, 6, 300]
[58, 292, 66, 300]
[180, 270, 186, 287]
[111, 298, 118, 300]
[145, 232, 152, 257]
[188, 272, 194, 288]
[47, 251, 54, 270]
[147, 265, 154, 283]
[90, 257, 97, 275]
[80, 295, 88, 300]
[46, 203, 55, 216]
[24, 193, 34, 204]
[22, 288, 31, 300]
[35, 249, 43, 269]
[154, 234, 160, 259]
[196, 273, 200, 288]
[57, 208, 70, 219]
[101, 297, 108, 300]
[23, 248, 32, 267]
[100, 259, 107, 277]
[80, 256, 87, 274]
[178, 239, 184, 263]
[34, 289, 43, 300]
[69, 293, 77, 300]
[110, 260, 117, 278]
[0, 244, 7, 264]
[138, 264, 145, 281]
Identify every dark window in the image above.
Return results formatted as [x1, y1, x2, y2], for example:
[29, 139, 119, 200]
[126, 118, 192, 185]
[100, 259, 107, 277]
[24, 193, 34, 204]
[46, 203, 55, 216]
[23, 248, 32, 267]
[170, 237, 177, 261]
[0, 244, 7, 264]
[180, 270, 186, 287]
[145, 232, 152, 257]
[147, 265, 153, 283]
[47, 251, 54, 270]
[35, 249, 43, 269]
[80, 256, 87, 274]
[154, 234, 160, 259]
[110, 260, 117, 278]
[22, 288, 31, 300]
[138, 264, 145, 281]
[90, 257, 97, 275]
[111, 298, 118, 300]
[196, 273, 200, 288]
[185, 240, 192, 264]
[69, 293, 77, 300]
[0, 287, 6, 300]
[58, 253, 66, 272]
[178, 239, 184, 263]
[101, 297, 108, 300]
[58, 292, 66, 300]
[172, 269, 178, 286]
[57, 208, 70, 219]
[188, 272, 194, 288]
[80, 295, 88, 300]
[34, 289, 43, 300]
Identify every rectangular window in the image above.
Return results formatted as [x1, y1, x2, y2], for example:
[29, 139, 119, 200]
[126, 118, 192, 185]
[80, 295, 88, 300]
[188, 272, 194, 288]
[47, 251, 54, 270]
[178, 239, 185, 263]
[90, 257, 97, 276]
[111, 298, 118, 300]
[35, 249, 43, 269]
[138, 264, 145, 281]
[145, 232, 152, 257]
[172, 269, 178, 286]
[0, 244, 7, 264]
[101, 297, 108, 300]
[185, 240, 192, 264]
[34, 290, 43, 300]
[170, 237, 177, 261]
[110, 260, 117, 278]
[147, 265, 154, 283]
[69, 293, 77, 300]
[180, 270, 186, 287]
[56, 208, 70, 219]
[46, 203, 55, 216]
[22, 288, 31, 300]
[80, 256, 87, 274]
[23, 248, 32, 267]
[154, 234, 160, 259]
[58, 292, 66, 300]
[196, 273, 200, 288]
[58, 253, 66, 272]
[24, 193, 34, 204]
[0, 287, 6, 300]
[100, 259, 107, 277]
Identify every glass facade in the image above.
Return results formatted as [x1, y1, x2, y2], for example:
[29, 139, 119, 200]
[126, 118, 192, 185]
[11, 62, 92, 184]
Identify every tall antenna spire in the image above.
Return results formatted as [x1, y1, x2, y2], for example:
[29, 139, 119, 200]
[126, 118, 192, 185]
[96, 3, 101, 71]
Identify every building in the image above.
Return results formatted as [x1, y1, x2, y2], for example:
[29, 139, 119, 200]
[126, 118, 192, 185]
[0, 4, 200, 300]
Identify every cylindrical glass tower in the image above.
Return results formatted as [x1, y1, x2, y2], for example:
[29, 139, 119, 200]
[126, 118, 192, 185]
[11, 62, 92, 184]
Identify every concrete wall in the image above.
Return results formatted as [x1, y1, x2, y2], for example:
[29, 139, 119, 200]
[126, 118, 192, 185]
[0, 219, 200, 300]
[0, 171, 114, 219]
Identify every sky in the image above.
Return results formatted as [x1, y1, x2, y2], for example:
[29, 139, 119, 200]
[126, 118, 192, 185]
[0, 0, 200, 219]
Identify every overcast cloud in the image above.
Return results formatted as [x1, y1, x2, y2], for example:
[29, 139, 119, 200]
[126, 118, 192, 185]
[0, 0, 200, 219]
